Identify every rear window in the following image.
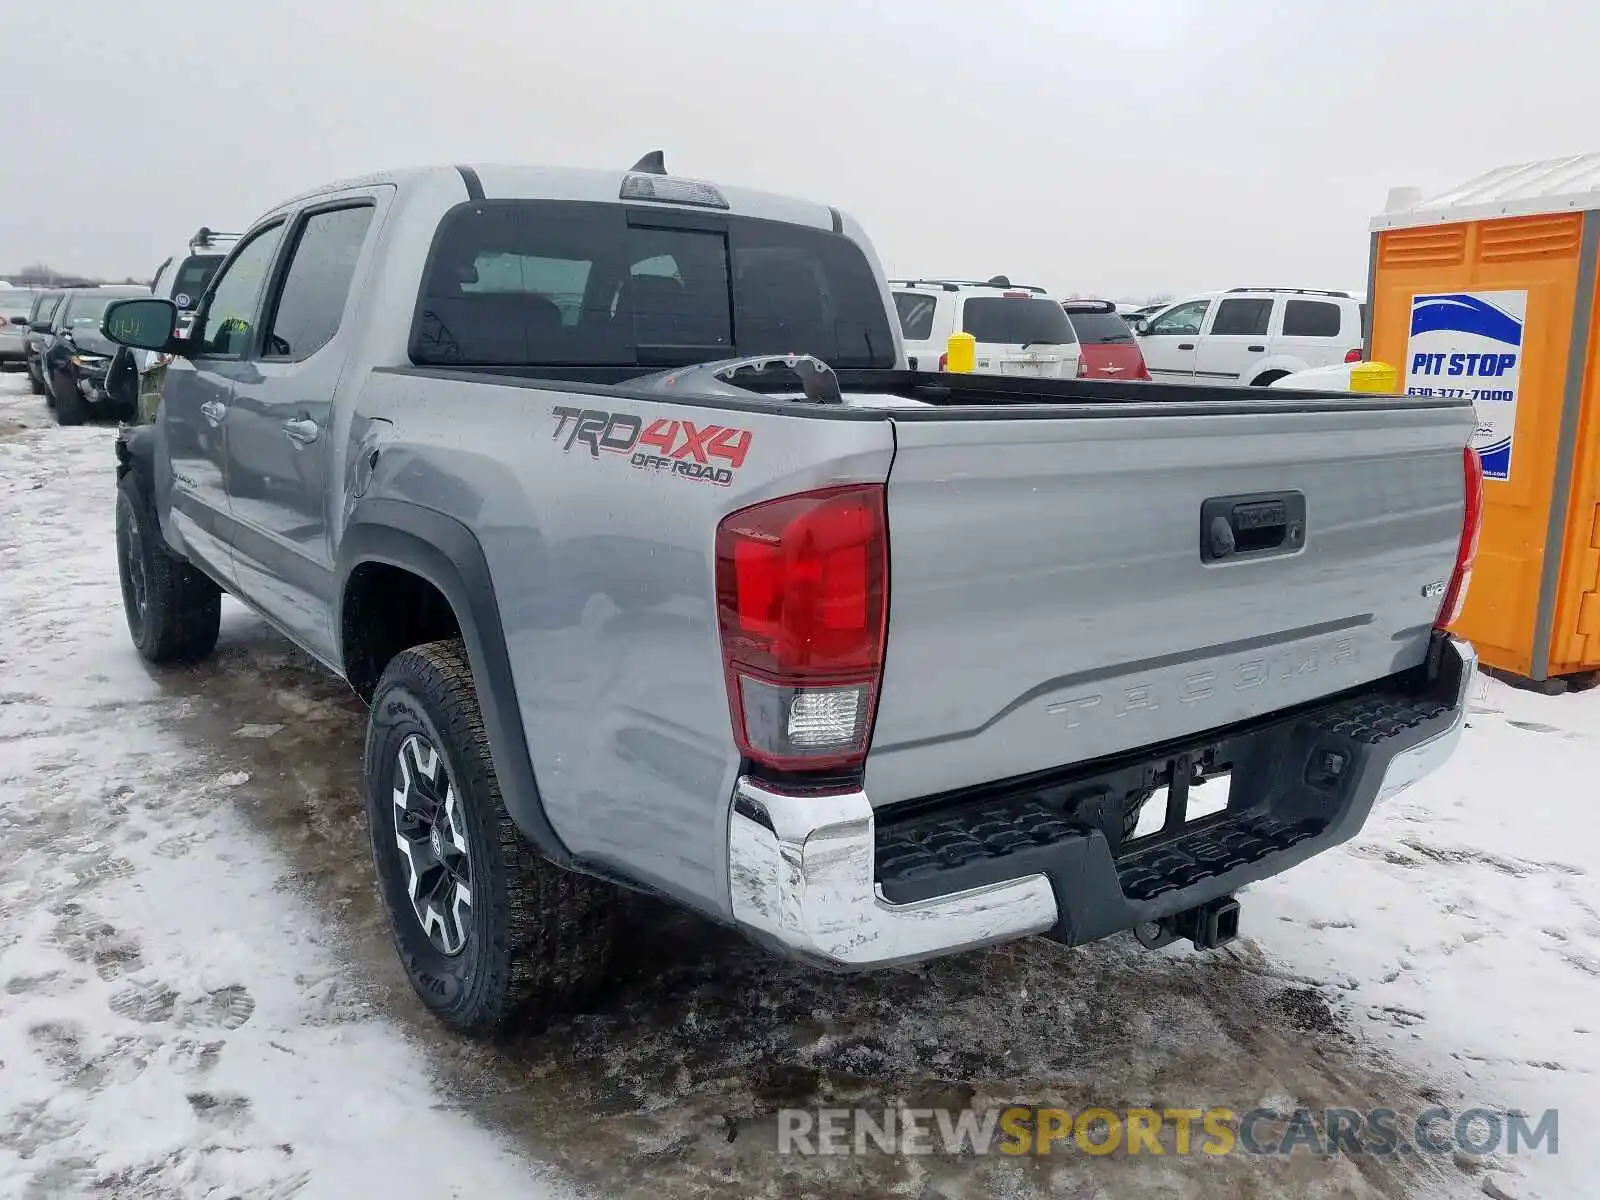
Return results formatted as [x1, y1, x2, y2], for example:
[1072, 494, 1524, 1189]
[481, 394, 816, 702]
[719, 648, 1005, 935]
[1282, 299, 1343, 338]
[894, 291, 938, 341]
[411, 201, 896, 370]
[1064, 310, 1133, 344]
[169, 255, 224, 309]
[960, 296, 1076, 346]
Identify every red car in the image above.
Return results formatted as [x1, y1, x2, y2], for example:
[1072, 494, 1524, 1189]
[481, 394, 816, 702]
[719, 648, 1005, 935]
[1061, 299, 1151, 381]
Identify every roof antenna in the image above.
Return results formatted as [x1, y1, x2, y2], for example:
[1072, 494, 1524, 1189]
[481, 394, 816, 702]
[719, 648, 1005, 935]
[986, 274, 1012, 287]
[630, 150, 667, 176]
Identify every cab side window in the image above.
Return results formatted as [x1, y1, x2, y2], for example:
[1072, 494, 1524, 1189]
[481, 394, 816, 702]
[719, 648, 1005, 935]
[261, 206, 375, 360]
[193, 223, 286, 358]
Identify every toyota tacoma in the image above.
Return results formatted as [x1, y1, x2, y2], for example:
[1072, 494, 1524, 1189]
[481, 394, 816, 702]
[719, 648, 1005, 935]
[101, 156, 1481, 1037]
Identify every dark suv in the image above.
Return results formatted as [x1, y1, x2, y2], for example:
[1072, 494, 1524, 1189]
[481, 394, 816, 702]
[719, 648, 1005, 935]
[23, 289, 66, 394]
[41, 286, 149, 424]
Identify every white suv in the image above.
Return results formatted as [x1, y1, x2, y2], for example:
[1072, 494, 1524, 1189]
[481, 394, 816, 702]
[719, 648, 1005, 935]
[1132, 288, 1367, 386]
[891, 277, 1081, 378]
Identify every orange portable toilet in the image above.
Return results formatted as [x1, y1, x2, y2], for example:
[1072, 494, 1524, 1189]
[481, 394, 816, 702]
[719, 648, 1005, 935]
[1368, 153, 1600, 691]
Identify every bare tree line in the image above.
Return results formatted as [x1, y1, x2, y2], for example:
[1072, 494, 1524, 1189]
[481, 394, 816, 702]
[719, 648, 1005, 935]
[1, 263, 143, 288]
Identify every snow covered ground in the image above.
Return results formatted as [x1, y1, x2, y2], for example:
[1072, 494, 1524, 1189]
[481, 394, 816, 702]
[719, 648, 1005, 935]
[1, 370, 1595, 1199]
[0, 380, 582, 1199]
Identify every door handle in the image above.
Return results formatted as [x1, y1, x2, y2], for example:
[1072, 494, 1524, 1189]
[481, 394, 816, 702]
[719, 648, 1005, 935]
[282, 416, 320, 445]
[1247, 344, 1266, 352]
[1178, 343, 1195, 350]
[200, 400, 226, 425]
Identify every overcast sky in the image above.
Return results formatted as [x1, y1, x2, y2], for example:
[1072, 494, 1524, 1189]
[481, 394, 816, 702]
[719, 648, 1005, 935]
[4, 0, 1598, 299]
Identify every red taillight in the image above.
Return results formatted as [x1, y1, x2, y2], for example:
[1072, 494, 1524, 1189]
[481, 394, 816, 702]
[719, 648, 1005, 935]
[937, 351, 948, 371]
[1344, 348, 1364, 364]
[1134, 358, 1151, 381]
[1435, 446, 1485, 629]
[715, 485, 888, 772]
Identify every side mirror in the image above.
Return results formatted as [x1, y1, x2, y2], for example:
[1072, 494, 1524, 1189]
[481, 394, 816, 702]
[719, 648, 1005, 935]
[30, 320, 51, 333]
[102, 297, 181, 353]
[8, 315, 27, 326]
[1130, 317, 1150, 336]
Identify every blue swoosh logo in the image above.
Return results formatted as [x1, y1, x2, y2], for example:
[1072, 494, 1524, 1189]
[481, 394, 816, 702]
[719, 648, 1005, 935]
[1411, 294, 1522, 345]
[1478, 439, 1512, 479]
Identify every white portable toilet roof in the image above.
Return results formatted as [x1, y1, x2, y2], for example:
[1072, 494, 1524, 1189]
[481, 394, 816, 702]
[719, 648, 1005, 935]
[1370, 152, 1600, 231]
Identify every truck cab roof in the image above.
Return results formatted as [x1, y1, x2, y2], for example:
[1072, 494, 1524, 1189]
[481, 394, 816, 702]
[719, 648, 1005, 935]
[266, 163, 846, 234]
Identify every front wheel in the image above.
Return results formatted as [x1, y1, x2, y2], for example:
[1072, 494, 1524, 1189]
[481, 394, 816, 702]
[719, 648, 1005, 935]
[365, 639, 617, 1038]
[50, 371, 87, 425]
[116, 473, 222, 663]
[28, 366, 46, 397]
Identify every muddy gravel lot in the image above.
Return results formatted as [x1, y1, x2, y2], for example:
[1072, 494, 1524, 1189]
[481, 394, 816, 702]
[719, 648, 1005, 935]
[2, 380, 1558, 1199]
[181, 621, 1481, 1199]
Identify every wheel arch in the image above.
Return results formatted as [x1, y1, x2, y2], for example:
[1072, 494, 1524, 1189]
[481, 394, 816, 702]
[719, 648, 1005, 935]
[336, 500, 575, 868]
[114, 421, 190, 554]
[114, 425, 156, 489]
[1247, 354, 1311, 386]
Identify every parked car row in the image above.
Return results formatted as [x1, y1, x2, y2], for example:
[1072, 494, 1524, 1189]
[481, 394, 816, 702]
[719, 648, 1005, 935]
[891, 277, 1154, 382]
[3, 228, 237, 426]
[17, 284, 150, 423]
[885, 280, 1368, 390]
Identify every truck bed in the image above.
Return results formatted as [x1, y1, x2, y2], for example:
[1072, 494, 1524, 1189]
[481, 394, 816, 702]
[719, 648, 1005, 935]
[358, 363, 1472, 904]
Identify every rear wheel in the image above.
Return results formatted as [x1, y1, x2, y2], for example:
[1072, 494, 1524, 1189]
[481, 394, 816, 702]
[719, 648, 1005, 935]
[116, 473, 222, 663]
[366, 639, 617, 1037]
[28, 366, 46, 396]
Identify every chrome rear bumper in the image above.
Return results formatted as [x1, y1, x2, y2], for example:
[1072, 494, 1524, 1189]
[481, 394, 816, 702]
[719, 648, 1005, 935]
[727, 781, 1058, 969]
[727, 639, 1475, 969]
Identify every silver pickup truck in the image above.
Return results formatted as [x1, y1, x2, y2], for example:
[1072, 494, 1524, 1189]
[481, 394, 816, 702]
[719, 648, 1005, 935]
[102, 157, 1482, 1038]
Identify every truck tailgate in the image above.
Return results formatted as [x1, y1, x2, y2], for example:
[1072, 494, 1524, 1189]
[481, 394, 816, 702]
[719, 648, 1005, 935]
[864, 400, 1474, 807]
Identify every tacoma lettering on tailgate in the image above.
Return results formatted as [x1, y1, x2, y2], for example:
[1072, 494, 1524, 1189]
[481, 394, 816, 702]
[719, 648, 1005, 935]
[551, 405, 752, 487]
[1046, 637, 1359, 729]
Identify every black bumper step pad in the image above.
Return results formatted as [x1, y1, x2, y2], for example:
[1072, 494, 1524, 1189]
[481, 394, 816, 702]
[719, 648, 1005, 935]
[874, 682, 1457, 910]
[1116, 814, 1322, 901]
[877, 799, 1078, 894]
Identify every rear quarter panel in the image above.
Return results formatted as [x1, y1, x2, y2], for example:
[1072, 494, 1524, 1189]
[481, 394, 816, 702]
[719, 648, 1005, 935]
[352, 371, 895, 919]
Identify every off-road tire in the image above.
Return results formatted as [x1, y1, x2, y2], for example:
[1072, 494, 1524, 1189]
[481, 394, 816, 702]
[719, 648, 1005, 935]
[51, 371, 88, 425]
[365, 639, 617, 1038]
[115, 473, 222, 663]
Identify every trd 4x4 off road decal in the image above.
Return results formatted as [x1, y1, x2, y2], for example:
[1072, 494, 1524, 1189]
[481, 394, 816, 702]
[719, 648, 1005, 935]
[550, 406, 752, 486]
